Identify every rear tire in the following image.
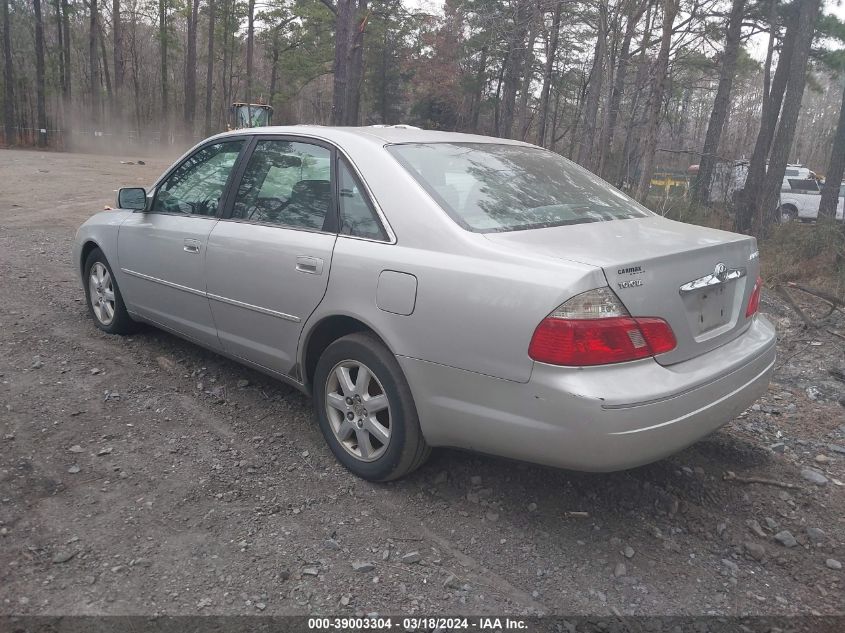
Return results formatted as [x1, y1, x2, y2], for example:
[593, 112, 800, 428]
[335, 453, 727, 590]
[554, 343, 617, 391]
[83, 248, 136, 335]
[313, 332, 430, 481]
[778, 205, 797, 223]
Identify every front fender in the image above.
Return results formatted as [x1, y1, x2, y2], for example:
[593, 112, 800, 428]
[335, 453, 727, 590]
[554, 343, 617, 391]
[72, 210, 134, 288]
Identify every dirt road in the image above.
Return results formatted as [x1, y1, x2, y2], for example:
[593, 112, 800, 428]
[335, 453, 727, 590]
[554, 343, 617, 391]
[0, 148, 843, 617]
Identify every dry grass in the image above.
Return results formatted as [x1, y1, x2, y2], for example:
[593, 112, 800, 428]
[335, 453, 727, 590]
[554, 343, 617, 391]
[760, 219, 845, 295]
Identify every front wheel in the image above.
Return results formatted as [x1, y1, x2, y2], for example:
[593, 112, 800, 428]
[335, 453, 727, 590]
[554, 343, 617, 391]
[83, 248, 136, 334]
[313, 332, 430, 481]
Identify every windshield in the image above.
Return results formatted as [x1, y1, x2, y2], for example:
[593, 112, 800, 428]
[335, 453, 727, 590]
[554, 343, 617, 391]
[387, 143, 650, 232]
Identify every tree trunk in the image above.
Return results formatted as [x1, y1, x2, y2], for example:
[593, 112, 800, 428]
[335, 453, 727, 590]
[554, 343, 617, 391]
[61, 0, 70, 99]
[245, 0, 255, 103]
[498, 1, 529, 139]
[536, 1, 561, 147]
[616, 1, 652, 187]
[184, 0, 199, 131]
[2, 0, 14, 145]
[98, 20, 113, 101]
[204, 0, 215, 136]
[819, 79, 845, 219]
[54, 0, 65, 102]
[597, 0, 647, 177]
[517, 4, 539, 141]
[221, 0, 230, 125]
[269, 30, 280, 109]
[576, 0, 608, 170]
[757, 0, 820, 232]
[330, 0, 368, 126]
[690, 0, 745, 204]
[89, 0, 100, 125]
[470, 45, 488, 133]
[345, 1, 367, 125]
[735, 5, 796, 232]
[34, 0, 47, 146]
[331, 1, 351, 125]
[113, 0, 123, 93]
[159, 0, 168, 142]
[634, 0, 678, 201]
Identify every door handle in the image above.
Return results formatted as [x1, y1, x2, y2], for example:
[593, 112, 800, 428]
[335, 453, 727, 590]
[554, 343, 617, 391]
[295, 256, 324, 275]
[184, 238, 201, 254]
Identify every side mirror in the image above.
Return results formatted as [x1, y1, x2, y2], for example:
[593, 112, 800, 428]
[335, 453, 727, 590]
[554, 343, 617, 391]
[117, 187, 147, 210]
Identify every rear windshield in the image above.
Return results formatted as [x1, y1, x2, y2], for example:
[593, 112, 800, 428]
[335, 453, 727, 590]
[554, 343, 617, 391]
[387, 142, 650, 232]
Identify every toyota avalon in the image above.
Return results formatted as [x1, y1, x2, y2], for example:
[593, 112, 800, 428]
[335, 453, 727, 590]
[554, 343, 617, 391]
[73, 126, 776, 480]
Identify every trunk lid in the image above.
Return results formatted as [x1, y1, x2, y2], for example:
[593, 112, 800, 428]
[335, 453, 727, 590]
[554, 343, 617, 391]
[484, 216, 760, 365]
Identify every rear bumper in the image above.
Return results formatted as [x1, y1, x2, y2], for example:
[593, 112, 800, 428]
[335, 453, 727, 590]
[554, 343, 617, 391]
[399, 316, 776, 471]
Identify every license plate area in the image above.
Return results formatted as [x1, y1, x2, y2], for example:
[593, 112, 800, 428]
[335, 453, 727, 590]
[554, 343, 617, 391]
[685, 284, 731, 335]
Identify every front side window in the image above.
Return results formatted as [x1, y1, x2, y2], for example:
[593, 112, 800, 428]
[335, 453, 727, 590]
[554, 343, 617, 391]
[338, 158, 387, 241]
[387, 143, 650, 233]
[231, 140, 333, 231]
[152, 140, 244, 216]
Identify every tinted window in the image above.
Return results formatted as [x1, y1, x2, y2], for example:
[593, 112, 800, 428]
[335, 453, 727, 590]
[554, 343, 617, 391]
[388, 143, 649, 233]
[232, 140, 332, 231]
[839, 184, 844, 198]
[153, 140, 243, 216]
[338, 158, 387, 241]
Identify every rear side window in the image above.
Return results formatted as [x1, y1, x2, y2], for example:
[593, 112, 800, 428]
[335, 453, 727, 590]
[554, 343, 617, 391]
[337, 158, 387, 241]
[231, 140, 333, 231]
[387, 143, 649, 233]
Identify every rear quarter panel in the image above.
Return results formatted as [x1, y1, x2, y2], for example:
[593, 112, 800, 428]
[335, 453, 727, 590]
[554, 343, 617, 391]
[308, 233, 604, 384]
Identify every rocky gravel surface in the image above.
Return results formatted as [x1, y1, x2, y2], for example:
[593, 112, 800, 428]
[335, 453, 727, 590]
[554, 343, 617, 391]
[0, 149, 843, 616]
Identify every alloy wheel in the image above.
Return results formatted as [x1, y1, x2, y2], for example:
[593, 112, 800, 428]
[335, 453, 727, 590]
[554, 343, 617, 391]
[89, 262, 116, 325]
[325, 360, 391, 462]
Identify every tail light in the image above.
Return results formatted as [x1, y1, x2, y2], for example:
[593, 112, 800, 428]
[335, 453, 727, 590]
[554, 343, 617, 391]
[528, 288, 676, 366]
[745, 276, 762, 318]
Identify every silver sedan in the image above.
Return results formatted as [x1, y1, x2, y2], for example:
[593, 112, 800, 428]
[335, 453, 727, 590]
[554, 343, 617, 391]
[73, 126, 776, 480]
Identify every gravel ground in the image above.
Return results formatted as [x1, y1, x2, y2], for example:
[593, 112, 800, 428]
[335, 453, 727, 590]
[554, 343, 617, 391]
[0, 148, 843, 617]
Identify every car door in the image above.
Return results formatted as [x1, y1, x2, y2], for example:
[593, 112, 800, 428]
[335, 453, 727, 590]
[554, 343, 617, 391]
[205, 137, 338, 376]
[117, 139, 246, 349]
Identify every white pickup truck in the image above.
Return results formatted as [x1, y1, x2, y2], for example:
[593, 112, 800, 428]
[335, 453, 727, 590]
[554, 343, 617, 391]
[778, 166, 844, 223]
[707, 162, 844, 222]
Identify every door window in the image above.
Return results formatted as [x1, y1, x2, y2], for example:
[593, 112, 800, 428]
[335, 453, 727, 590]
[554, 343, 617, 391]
[337, 158, 387, 241]
[231, 140, 333, 231]
[152, 140, 244, 216]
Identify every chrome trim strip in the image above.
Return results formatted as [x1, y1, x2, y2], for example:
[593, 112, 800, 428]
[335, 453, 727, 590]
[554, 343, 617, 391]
[122, 267, 300, 323]
[207, 293, 301, 323]
[679, 267, 746, 294]
[121, 268, 207, 298]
